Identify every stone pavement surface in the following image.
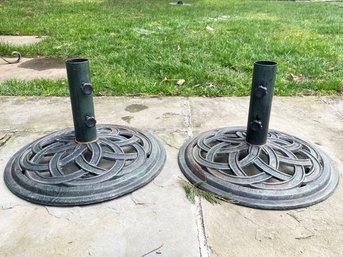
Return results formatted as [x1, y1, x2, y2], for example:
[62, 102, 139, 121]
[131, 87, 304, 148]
[0, 35, 66, 82]
[0, 36, 46, 47]
[0, 57, 66, 82]
[0, 96, 342, 257]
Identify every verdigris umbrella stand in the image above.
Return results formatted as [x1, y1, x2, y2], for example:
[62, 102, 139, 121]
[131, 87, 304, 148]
[4, 58, 166, 206]
[178, 61, 339, 210]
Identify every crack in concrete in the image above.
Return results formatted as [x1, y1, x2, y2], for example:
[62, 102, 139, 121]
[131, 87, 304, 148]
[0, 128, 58, 135]
[159, 138, 179, 150]
[320, 97, 343, 120]
[184, 98, 193, 139]
[0, 132, 15, 147]
[295, 226, 315, 240]
[152, 181, 165, 188]
[140, 243, 164, 257]
[0, 127, 192, 138]
[287, 212, 302, 223]
[130, 193, 156, 206]
[130, 193, 147, 206]
[232, 208, 261, 227]
[1, 204, 22, 210]
[242, 214, 260, 227]
[44, 207, 72, 221]
[0, 128, 18, 132]
[195, 197, 210, 257]
[105, 206, 120, 215]
[183, 98, 210, 257]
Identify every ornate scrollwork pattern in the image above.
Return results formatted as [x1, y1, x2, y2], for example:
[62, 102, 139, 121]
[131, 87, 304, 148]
[178, 127, 338, 209]
[4, 125, 166, 206]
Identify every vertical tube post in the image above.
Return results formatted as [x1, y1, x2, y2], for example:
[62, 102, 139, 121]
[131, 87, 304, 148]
[246, 61, 277, 145]
[66, 58, 97, 143]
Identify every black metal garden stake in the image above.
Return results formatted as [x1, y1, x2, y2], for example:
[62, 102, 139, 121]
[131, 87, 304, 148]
[4, 58, 166, 206]
[178, 61, 339, 210]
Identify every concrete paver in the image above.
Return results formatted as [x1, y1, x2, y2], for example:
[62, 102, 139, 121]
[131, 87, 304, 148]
[191, 96, 343, 257]
[0, 36, 46, 46]
[0, 98, 199, 257]
[0, 96, 190, 132]
[0, 96, 342, 257]
[0, 132, 200, 257]
[0, 35, 66, 82]
[0, 57, 66, 82]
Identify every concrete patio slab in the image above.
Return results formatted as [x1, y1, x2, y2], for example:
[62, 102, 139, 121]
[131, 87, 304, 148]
[0, 36, 46, 47]
[0, 96, 188, 132]
[190, 96, 343, 155]
[190, 96, 343, 257]
[0, 96, 342, 257]
[0, 133, 200, 257]
[0, 57, 66, 82]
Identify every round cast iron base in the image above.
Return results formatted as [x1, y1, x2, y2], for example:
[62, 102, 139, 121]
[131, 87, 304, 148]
[178, 127, 339, 210]
[4, 124, 166, 206]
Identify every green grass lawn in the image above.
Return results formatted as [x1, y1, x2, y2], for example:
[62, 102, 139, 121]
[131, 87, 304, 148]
[0, 0, 342, 96]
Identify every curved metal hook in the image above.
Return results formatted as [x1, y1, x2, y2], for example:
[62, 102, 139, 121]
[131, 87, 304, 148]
[0, 51, 21, 64]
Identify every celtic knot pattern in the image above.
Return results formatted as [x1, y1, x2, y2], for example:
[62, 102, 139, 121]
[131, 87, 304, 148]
[5, 125, 166, 206]
[178, 127, 338, 209]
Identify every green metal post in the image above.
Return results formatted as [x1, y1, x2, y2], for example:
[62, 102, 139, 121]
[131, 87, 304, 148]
[246, 61, 277, 145]
[66, 58, 97, 143]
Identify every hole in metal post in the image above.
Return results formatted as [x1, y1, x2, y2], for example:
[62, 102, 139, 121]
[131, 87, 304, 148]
[255, 61, 277, 66]
[66, 58, 89, 64]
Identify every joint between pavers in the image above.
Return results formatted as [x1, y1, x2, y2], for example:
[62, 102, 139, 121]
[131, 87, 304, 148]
[0, 131, 17, 148]
[320, 96, 343, 120]
[148, 128, 192, 134]
[0, 128, 58, 134]
[195, 197, 210, 257]
[184, 98, 194, 139]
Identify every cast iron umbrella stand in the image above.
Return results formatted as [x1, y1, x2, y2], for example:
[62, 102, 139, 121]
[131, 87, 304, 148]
[4, 58, 166, 206]
[178, 61, 339, 210]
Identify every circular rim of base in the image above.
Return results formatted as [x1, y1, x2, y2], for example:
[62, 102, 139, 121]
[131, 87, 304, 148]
[4, 124, 166, 206]
[178, 127, 339, 210]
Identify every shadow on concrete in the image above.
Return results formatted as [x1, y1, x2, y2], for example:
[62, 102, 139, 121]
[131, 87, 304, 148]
[18, 57, 66, 71]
